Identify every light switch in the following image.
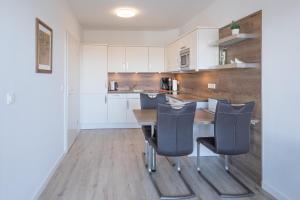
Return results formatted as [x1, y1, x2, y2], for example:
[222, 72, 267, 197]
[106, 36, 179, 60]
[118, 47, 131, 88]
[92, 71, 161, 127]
[6, 93, 15, 105]
[208, 83, 216, 89]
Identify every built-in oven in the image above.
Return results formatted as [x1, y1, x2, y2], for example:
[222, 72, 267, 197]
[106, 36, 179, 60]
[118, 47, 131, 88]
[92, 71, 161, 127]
[180, 48, 190, 69]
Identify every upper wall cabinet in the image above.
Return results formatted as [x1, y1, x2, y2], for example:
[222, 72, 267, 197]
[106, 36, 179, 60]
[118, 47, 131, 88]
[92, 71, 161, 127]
[126, 47, 148, 72]
[108, 47, 126, 72]
[197, 29, 219, 69]
[166, 42, 180, 72]
[148, 47, 165, 72]
[108, 46, 165, 73]
[166, 28, 219, 71]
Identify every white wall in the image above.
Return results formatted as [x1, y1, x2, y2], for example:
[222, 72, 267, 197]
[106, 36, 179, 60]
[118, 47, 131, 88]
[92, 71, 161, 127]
[262, 1, 300, 199]
[83, 29, 179, 46]
[179, 0, 263, 34]
[0, 0, 81, 200]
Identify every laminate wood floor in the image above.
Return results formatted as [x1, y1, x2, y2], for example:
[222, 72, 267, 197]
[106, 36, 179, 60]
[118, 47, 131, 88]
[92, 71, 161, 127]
[39, 129, 275, 200]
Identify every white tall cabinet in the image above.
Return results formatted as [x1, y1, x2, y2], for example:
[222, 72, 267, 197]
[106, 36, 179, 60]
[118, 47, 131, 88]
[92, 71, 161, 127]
[80, 45, 108, 129]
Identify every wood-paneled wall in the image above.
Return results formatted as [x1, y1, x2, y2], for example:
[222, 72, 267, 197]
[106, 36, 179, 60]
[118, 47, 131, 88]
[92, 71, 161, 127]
[176, 11, 262, 184]
[108, 73, 173, 91]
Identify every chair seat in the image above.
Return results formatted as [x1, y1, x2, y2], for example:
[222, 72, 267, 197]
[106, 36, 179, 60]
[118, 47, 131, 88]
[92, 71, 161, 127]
[197, 137, 216, 153]
[149, 136, 192, 157]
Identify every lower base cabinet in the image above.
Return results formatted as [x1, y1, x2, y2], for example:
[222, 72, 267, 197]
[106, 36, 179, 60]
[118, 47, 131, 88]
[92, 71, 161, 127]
[108, 98, 127, 123]
[107, 93, 141, 127]
[127, 98, 141, 123]
[80, 93, 108, 127]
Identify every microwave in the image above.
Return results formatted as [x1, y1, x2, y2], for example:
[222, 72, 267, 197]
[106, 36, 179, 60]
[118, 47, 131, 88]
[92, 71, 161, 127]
[180, 48, 190, 69]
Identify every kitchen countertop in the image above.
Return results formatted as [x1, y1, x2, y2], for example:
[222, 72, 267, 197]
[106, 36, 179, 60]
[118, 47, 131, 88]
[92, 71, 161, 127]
[108, 90, 208, 102]
[168, 93, 208, 102]
[108, 90, 162, 94]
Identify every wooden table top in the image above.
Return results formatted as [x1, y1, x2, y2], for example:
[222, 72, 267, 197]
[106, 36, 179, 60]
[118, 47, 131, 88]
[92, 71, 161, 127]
[133, 109, 214, 126]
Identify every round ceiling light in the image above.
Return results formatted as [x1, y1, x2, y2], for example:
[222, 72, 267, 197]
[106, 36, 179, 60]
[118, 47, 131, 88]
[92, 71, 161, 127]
[115, 7, 137, 18]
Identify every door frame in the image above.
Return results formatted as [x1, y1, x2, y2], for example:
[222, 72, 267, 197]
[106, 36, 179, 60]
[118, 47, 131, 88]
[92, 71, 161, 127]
[64, 31, 80, 153]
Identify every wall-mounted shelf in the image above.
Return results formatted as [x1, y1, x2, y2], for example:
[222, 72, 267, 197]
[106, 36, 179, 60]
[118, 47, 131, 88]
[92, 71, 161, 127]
[212, 33, 257, 47]
[170, 63, 259, 73]
[211, 63, 259, 70]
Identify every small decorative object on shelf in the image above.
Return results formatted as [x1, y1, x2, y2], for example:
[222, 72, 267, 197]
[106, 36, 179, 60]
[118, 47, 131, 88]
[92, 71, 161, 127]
[230, 58, 244, 64]
[220, 48, 227, 65]
[231, 21, 240, 35]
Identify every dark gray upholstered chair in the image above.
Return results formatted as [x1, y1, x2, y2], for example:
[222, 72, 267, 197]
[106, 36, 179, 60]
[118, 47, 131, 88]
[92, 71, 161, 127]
[140, 93, 167, 109]
[196, 101, 255, 198]
[140, 93, 166, 167]
[148, 102, 197, 199]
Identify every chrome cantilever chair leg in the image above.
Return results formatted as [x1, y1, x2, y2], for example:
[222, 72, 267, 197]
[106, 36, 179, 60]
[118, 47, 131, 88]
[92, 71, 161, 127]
[147, 145, 152, 173]
[146, 152, 195, 200]
[142, 140, 149, 167]
[196, 142, 254, 198]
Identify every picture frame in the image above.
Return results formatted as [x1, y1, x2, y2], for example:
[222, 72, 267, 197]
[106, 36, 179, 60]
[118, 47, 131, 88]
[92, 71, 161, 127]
[36, 18, 53, 73]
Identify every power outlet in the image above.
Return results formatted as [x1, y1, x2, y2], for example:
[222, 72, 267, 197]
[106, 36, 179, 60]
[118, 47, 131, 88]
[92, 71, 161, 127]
[208, 83, 216, 89]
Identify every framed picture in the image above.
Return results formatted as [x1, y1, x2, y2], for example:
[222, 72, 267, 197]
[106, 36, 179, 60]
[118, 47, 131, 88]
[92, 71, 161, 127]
[36, 18, 53, 73]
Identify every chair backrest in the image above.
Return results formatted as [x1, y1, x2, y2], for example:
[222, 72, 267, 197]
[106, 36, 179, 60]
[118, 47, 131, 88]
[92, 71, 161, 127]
[156, 102, 197, 156]
[214, 101, 255, 155]
[140, 93, 166, 109]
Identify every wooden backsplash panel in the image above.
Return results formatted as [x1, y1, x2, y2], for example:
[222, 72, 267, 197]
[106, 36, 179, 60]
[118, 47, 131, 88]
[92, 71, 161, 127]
[176, 11, 262, 184]
[220, 11, 262, 64]
[108, 73, 173, 91]
[176, 68, 261, 120]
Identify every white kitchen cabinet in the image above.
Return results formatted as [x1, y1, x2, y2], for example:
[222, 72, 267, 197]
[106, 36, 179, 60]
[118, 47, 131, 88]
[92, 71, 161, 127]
[184, 30, 198, 70]
[108, 47, 126, 72]
[81, 45, 108, 93]
[108, 46, 165, 73]
[166, 28, 218, 72]
[80, 45, 108, 129]
[197, 29, 219, 69]
[166, 42, 180, 72]
[80, 94, 108, 125]
[108, 98, 127, 123]
[127, 98, 141, 123]
[148, 47, 165, 72]
[126, 47, 148, 72]
[106, 93, 140, 127]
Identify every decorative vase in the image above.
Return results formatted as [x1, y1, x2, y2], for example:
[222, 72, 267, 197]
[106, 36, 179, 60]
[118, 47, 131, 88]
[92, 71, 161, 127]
[232, 28, 240, 35]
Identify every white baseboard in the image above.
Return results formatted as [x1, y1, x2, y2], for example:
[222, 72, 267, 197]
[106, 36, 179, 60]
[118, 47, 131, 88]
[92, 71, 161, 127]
[262, 182, 290, 200]
[32, 153, 66, 200]
[80, 122, 141, 129]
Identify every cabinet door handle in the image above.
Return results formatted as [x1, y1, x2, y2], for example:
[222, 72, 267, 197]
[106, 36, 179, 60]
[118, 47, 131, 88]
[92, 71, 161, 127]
[105, 95, 107, 104]
[127, 100, 129, 110]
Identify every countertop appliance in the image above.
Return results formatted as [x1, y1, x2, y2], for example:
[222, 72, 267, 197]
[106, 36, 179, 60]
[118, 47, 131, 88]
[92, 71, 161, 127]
[172, 79, 178, 91]
[180, 48, 190, 70]
[109, 81, 118, 91]
[160, 77, 171, 90]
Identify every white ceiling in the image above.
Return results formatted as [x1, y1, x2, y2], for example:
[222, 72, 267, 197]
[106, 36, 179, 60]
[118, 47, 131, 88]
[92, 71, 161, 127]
[67, 0, 215, 30]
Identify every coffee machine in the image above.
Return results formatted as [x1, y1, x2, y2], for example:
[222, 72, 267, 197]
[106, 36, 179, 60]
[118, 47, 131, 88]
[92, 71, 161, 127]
[160, 77, 171, 90]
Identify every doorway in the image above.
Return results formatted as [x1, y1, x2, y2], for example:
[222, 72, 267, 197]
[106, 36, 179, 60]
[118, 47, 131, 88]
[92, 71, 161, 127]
[64, 32, 81, 152]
